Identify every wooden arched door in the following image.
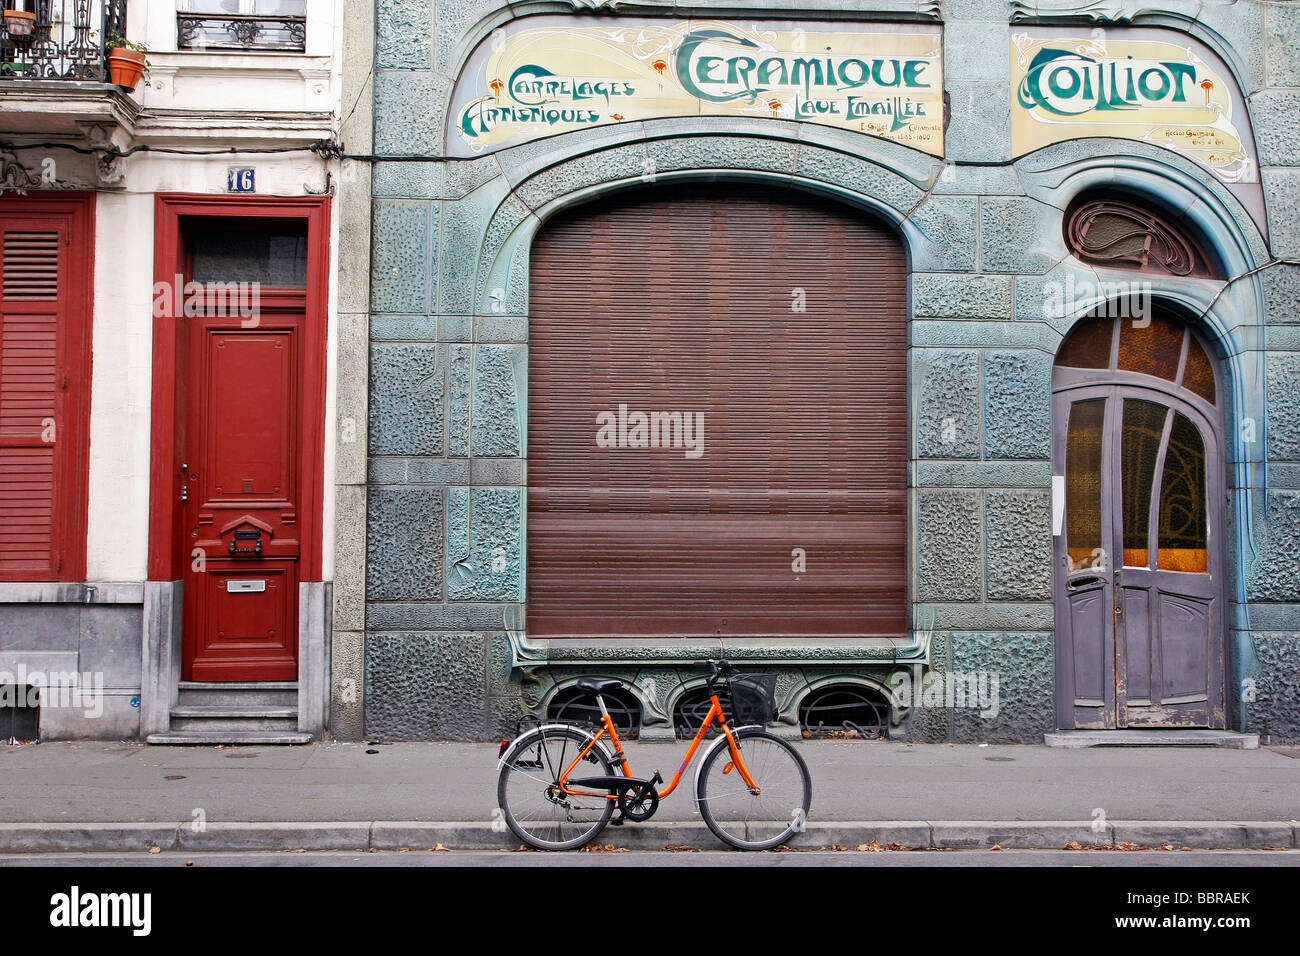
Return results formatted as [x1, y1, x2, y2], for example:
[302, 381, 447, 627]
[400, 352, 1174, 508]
[1053, 310, 1226, 729]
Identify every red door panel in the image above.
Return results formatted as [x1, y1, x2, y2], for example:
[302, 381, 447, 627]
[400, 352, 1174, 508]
[183, 307, 302, 681]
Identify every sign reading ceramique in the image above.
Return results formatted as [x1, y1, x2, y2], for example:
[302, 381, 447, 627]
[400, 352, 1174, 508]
[448, 18, 945, 156]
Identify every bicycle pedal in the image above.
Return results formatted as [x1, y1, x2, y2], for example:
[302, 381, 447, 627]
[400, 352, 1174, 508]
[610, 815, 625, 826]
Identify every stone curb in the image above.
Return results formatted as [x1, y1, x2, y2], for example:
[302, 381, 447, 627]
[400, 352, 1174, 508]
[0, 821, 1295, 853]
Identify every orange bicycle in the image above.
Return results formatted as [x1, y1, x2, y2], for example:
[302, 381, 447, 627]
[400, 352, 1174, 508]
[496, 659, 812, 850]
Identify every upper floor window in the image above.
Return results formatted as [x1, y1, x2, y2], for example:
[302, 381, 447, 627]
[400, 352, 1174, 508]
[1064, 193, 1220, 279]
[177, 0, 306, 53]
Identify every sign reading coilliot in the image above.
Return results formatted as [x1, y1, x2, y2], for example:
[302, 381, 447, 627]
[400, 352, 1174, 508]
[1011, 28, 1257, 183]
[449, 18, 944, 156]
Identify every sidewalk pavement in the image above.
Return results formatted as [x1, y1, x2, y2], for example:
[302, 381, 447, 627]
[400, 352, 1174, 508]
[1, 739, 1297, 853]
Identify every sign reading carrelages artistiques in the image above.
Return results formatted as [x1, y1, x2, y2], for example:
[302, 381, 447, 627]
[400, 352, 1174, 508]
[449, 18, 944, 157]
[1012, 28, 1258, 183]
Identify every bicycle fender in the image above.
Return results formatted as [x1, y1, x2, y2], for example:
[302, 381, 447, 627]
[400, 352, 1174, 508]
[495, 723, 612, 772]
[690, 725, 765, 811]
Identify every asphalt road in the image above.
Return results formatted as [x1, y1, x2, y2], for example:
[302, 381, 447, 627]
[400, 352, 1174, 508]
[4, 849, 1297, 866]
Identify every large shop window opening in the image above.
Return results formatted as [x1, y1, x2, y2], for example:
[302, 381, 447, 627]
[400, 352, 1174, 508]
[526, 183, 909, 641]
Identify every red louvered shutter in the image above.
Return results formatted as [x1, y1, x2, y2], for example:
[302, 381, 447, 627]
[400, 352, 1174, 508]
[527, 184, 908, 639]
[0, 199, 92, 581]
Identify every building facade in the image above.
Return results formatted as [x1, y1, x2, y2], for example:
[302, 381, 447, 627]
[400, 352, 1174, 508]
[0, 0, 343, 740]
[2, 0, 1297, 746]
[341, 0, 1300, 745]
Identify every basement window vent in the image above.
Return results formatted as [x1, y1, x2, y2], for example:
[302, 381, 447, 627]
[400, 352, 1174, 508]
[673, 688, 733, 740]
[799, 685, 889, 740]
[2, 232, 59, 299]
[1, 685, 39, 743]
[547, 685, 641, 739]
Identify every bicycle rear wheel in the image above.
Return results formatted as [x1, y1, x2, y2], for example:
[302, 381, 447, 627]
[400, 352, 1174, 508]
[696, 728, 812, 850]
[497, 725, 616, 851]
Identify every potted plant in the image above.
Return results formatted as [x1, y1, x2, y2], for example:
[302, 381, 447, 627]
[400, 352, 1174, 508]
[105, 32, 149, 91]
[3, 6, 37, 46]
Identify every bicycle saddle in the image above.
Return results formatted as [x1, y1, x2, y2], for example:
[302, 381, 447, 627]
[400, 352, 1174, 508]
[577, 678, 623, 693]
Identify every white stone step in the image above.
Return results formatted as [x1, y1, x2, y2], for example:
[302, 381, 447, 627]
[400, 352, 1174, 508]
[1044, 730, 1259, 749]
[176, 681, 297, 708]
[145, 731, 314, 745]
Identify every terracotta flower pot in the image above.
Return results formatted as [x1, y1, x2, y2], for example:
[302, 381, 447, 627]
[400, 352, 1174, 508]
[3, 9, 36, 41]
[107, 46, 146, 90]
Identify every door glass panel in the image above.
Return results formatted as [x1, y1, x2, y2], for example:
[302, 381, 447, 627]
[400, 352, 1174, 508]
[1117, 313, 1185, 382]
[1121, 399, 1167, 567]
[1158, 413, 1208, 573]
[1065, 399, 1105, 571]
[1056, 317, 1114, 370]
[1182, 337, 1217, 405]
[190, 219, 308, 286]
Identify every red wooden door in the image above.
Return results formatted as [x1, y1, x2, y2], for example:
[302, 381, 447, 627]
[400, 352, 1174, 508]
[181, 289, 303, 681]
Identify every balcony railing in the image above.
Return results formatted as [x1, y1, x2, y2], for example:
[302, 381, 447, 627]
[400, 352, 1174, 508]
[177, 13, 305, 52]
[0, 0, 126, 82]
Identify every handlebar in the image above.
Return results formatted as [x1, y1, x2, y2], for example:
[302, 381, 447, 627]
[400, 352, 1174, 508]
[691, 659, 735, 685]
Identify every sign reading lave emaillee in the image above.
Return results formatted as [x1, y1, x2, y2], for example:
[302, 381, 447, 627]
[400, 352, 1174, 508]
[1011, 27, 1258, 183]
[449, 17, 944, 156]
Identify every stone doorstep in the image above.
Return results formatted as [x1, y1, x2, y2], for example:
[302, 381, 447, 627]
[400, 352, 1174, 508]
[1044, 731, 1261, 750]
[0, 821, 1294, 853]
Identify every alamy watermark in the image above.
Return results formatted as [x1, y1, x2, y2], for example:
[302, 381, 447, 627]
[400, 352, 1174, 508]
[152, 274, 261, 327]
[1042, 275, 1153, 325]
[596, 403, 705, 459]
[1, 665, 104, 719]
[888, 664, 1000, 719]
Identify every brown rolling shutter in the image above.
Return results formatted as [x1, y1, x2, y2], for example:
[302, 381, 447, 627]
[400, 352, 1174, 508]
[0, 224, 65, 577]
[527, 183, 907, 639]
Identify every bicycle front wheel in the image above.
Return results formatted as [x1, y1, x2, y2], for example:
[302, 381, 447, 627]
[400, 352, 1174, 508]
[696, 728, 812, 850]
[497, 725, 616, 851]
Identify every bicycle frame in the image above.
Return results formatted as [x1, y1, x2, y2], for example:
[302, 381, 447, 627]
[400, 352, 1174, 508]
[557, 691, 760, 799]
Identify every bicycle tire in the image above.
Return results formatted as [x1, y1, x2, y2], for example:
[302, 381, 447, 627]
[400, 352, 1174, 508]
[497, 725, 617, 851]
[695, 727, 812, 850]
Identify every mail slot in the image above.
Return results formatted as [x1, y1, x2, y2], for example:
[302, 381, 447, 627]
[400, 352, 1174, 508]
[229, 528, 263, 557]
[227, 579, 267, 593]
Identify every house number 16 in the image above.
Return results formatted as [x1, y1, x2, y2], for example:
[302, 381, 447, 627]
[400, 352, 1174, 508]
[227, 168, 256, 192]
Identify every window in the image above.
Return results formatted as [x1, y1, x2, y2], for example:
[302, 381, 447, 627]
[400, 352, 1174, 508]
[189, 218, 309, 285]
[1064, 194, 1220, 278]
[1055, 311, 1220, 408]
[0, 198, 92, 581]
[177, 0, 306, 52]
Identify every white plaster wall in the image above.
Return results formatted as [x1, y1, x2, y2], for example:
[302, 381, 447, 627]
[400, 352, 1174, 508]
[321, 0, 345, 581]
[133, 0, 336, 114]
[85, 191, 155, 582]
